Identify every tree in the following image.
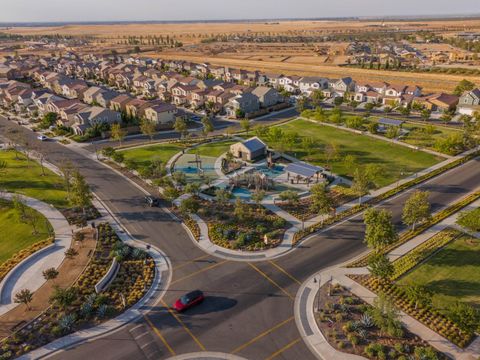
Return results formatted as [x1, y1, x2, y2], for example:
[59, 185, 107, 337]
[215, 188, 232, 206]
[351, 168, 370, 204]
[343, 155, 357, 176]
[405, 285, 432, 310]
[40, 112, 57, 129]
[402, 190, 431, 230]
[345, 116, 363, 129]
[240, 119, 251, 135]
[43, 267, 59, 284]
[453, 79, 476, 96]
[363, 208, 398, 251]
[324, 142, 338, 171]
[333, 96, 344, 107]
[70, 170, 92, 215]
[184, 182, 200, 195]
[12, 194, 28, 222]
[368, 293, 403, 338]
[251, 190, 265, 206]
[296, 96, 310, 112]
[139, 118, 156, 142]
[233, 198, 249, 221]
[311, 90, 324, 107]
[172, 171, 187, 186]
[174, 117, 188, 139]
[110, 123, 127, 146]
[179, 197, 200, 215]
[64, 248, 79, 262]
[49, 286, 77, 310]
[309, 183, 334, 221]
[279, 190, 300, 205]
[385, 126, 400, 139]
[201, 116, 214, 138]
[367, 253, 394, 279]
[58, 160, 75, 199]
[14, 289, 33, 310]
[420, 109, 431, 122]
[456, 208, 480, 232]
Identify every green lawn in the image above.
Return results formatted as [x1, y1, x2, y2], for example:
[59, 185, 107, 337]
[191, 140, 236, 158]
[398, 235, 480, 309]
[392, 121, 461, 154]
[0, 199, 50, 265]
[0, 150, 69, 208]
[119, 143, 183, 167]
[267, 119, 442, 187]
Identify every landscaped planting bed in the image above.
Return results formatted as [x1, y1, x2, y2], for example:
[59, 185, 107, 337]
[277, 187, 356, 221]
[0, 223, 155, 359]
[351, 275, 474, 348]
[391, 228, 462, 280]
[315, 282, 443, 359]
[196, 198, 289, 251]
[0, 238, 54, 283]
[348, 190, 480, 268]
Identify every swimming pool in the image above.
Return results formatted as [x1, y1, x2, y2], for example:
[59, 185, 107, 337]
[231, 187, 252, 200]
[256, 164, 285, 178]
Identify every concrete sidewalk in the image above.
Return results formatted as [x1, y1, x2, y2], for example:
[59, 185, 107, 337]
[296, 198, 480, 360]
[0, 192, 73, 316]
[18, 195, 171, 360]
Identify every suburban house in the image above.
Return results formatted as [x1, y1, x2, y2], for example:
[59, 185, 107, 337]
[299, 77, 329, 95]
[83, 86, 104, 104]
[110, 94, 133, 112]
[143, 103, 177, 126]
[251, 86, 282, 108]
[230, 137, 267, 161]
[72, 106, 121, 135]
[414, 93, 459, 112]
[225, 93, 260, 118]
[458, 88, 480, 115]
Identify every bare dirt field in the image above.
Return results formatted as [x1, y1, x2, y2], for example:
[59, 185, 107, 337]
[5, 18, 480, 43]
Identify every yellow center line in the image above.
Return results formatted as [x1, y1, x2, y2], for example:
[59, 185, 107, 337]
[231, 316, 295, 354]
[172, 254, 212, 271]
[160, 299, 207, 351]
[248, 262, 294, 300]
[143, 315, 176, 356]
[268, 261, 302, 285]
[171, 260, 228, 285]
[264, 337, 302, 360]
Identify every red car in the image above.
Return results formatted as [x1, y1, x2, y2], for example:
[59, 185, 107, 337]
[173, 290, 204, 312]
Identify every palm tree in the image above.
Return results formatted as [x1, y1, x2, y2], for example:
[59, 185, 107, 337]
[14, 289, 33, 310]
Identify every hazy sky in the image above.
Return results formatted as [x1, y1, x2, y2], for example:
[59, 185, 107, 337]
[1, 0, 480, 23]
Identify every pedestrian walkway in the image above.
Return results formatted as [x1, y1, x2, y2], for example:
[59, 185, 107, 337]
[0, 192, 73, 316]
[18, 195, 171, 360]
[295, 198, 480, 360]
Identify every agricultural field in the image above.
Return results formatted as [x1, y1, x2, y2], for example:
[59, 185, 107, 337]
[0, 199, 50, 265]
[398, 234, 480, 309]
[263, 119, 442, 187]
[0, 150, 68, 208]
[119, 143, 183, 167]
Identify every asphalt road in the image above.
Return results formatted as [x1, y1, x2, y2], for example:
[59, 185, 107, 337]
[0, 115, 479, 360]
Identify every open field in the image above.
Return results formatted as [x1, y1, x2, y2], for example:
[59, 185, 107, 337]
[119, 143, 183, 167]
[0, 150, 68, 209]
[265, 118, 442, 187]
[398, 234, 480, 309]
[0, 199, 50, 265]
[5, 18, 480, 40]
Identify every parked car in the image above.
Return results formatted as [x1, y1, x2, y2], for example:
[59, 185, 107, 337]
[173, 290, 204, 312]
[145, 196, 160, 207]
[37, 135, 48, 141]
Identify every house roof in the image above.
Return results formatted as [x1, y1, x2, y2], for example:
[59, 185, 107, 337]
[378, 118, 404, 127]
[285, 162, 322, 178]
[251, 86, 274, 97]
[240, 137, 266, 153]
